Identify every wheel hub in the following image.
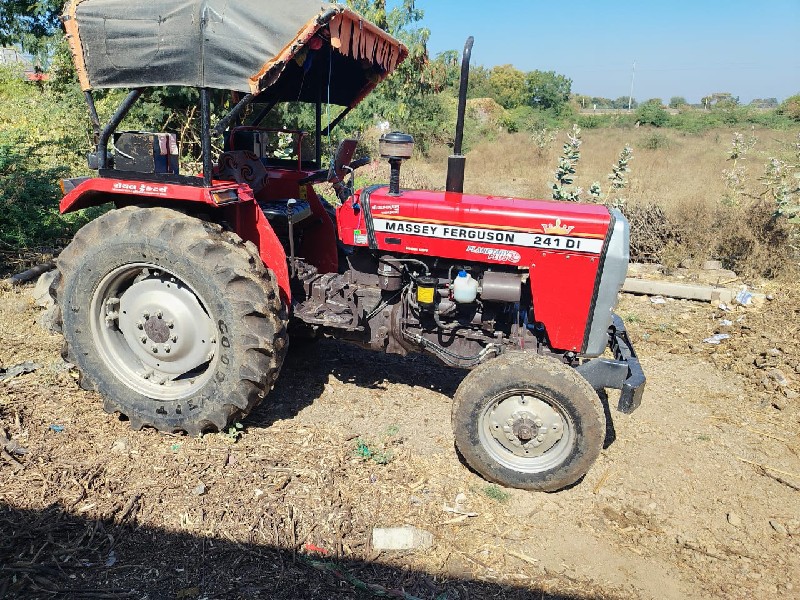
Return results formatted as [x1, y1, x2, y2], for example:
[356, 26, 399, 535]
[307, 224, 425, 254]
[487, 393, 565, 458]
[114, 274, 217, 380]
[512, 417, 537, 442]
[144, 316, 170, 343]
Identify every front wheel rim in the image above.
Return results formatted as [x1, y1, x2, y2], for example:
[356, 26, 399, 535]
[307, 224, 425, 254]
[479, 389, 575, 473]
[89, 263, 219, 401]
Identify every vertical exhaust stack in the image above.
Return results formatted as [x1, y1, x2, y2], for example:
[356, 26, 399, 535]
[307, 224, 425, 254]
[446, 36, 474, 194]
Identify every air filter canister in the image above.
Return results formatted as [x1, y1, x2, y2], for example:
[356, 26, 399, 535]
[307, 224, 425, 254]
[480, 271, 522, 303]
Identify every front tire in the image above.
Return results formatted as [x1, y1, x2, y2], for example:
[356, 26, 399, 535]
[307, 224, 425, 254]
[452, 352, 605, 491]
[55, 206, 288, 435]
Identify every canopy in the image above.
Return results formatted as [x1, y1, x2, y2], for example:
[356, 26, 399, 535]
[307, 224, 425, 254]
[62, 0, 407, 107]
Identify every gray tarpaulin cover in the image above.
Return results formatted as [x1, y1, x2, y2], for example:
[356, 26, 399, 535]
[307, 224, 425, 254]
[63, 0, 406, 105]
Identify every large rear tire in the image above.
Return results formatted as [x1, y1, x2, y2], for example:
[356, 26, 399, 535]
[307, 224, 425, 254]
[55, 206, 288, 435]
[452, 352, 605, 491]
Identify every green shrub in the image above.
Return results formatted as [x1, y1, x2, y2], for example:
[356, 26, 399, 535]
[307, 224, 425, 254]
[639, 132, 671, 150]
[500, 105, 561, 134]
[0, 132, 101, 251]
[635, 101, 670, 127]
[0, 66, 102, 255]
[670, 109, 722, 133]
[778, 94, 800, 121]
[576, 114, 606, 129]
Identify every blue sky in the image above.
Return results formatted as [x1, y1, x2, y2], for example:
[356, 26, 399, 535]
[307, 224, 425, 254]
[419, 0, 800, 103]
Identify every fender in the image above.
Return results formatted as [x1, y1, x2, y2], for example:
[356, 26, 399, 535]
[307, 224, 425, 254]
[60, 177, 291, 303]
[60, 176, 224, 213]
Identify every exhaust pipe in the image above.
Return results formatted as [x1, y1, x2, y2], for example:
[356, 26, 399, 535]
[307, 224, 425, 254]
[446, 36, 474, 194]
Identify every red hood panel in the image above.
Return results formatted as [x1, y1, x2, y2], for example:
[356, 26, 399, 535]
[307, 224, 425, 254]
[340, 187, 612, 265]
[365, 188, 611, 237]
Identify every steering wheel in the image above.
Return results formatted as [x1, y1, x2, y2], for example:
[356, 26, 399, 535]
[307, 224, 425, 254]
[348, 157, 371, 170]
[298, 168, 330, 185]
[298, 156, 371, 185]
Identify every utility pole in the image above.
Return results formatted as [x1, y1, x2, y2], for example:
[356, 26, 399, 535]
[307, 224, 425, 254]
[628, 61, 636, 111]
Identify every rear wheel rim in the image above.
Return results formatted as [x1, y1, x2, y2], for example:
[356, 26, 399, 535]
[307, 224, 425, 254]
[89, 263, 219, 401]
[479, 388, 574, 473]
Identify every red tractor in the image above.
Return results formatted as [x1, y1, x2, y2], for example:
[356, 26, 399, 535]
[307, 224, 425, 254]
[55, 0, 644, 491]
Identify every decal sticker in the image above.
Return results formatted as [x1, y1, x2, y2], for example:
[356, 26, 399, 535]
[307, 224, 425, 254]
[353, 229, 368, 245]
[466, 246, 522, 263]
[372, 219, 603, 254]
[371, 203, 400, 215]
[112, 182, 169, 196]
[541, 218, 574, 235]
[298, 185, 307, 200]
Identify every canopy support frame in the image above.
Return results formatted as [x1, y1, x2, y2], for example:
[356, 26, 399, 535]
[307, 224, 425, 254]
[98, 88, 143, 170]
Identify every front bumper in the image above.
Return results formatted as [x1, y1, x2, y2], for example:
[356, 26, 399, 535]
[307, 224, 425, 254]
[575, 314, 646, 413]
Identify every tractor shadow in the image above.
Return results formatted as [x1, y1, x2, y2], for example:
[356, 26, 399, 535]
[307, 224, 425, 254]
[0, 502, 605, 600]
[247, 338, 466, 427]
[249, 339, 618, 456]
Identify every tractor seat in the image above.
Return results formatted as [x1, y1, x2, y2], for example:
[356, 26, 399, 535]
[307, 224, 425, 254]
[216, 151, 269, 194]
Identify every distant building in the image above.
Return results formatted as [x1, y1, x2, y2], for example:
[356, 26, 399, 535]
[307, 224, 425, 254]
[0, 47, 48, 81]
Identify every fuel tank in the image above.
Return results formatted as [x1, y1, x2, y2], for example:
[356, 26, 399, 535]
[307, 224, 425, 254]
[337, 186, 628, 356]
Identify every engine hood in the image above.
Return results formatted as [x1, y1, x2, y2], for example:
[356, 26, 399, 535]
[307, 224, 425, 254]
[340, 186, 613, 266]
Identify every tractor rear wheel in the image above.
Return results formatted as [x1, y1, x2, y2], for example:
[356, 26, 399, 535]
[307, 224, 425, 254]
[55, 206, 288, 435]
[452, 352, 605, 491]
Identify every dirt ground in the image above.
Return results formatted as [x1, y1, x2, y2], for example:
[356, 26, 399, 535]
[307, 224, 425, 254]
[1, 272, 799, 599]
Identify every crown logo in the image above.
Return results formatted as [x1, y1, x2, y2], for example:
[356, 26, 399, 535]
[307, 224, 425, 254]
[541, 218, 574, 235]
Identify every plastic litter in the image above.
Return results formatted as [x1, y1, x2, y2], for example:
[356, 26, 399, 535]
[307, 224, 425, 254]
[3, 439, 28, 456]
[650, 296, 667, 304]
[703, 334, 731, 345]
[719, 319, 733, 326]
[49, 424, 65, 433]
[736, 289, 753, 306]
[372, 526, 433, 551]
[304, 543, 329, 555]
[0, 362, 41, 382]
[718, 302, 732, 312]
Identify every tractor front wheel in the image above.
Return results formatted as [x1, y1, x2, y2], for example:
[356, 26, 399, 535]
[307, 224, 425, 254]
[55, 206, 288, 435]
[452, 352, 605, 491]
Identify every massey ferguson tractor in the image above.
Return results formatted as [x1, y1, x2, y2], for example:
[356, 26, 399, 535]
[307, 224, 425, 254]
[54, 0, 645, 491]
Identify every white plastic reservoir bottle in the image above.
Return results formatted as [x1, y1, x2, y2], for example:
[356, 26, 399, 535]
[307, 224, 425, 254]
[452, 270, 478, 303]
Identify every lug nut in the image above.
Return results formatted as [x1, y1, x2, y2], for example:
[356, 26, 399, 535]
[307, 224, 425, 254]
[136, 321, 144, 330]
[151, 346, 159, 353]
[171, 335, 178, 343]
[141, 336, 148, 344]
[163, 344, 171, 354]
[167, 321, 175, 329]
[157, 311, 163, 319]
[143, 311, 150, 319]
